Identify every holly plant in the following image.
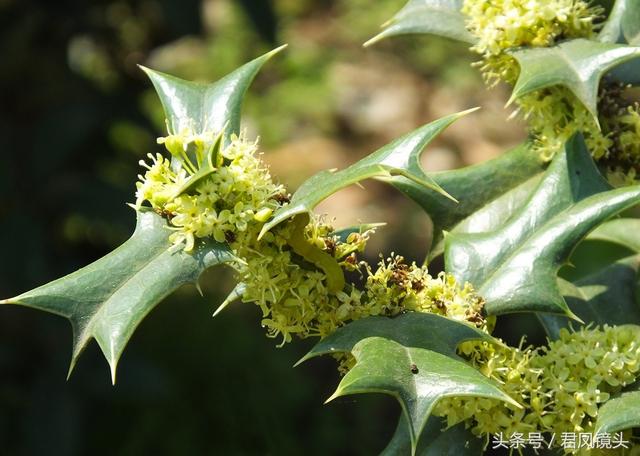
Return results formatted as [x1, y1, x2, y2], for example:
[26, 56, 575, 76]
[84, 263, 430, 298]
[4, 0, 640, 454]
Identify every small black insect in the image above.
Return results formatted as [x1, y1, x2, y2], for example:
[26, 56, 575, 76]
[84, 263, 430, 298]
[411, 279, 425, 292]
[324, 237, 337, 256]
[410, 363, 419, 374]
[433, 298, 446, 310]
[344, 253, 358, 265]
[155, 207, 175, 220]
[224, 230, 236, 243]
[273, 192, 291, 204]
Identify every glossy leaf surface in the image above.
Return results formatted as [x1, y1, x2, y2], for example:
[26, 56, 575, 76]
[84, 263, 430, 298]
[365, 0, 475, 46]
[141, 46, 286, 140]
[2, 211, 233, 381]
[539, 256, 640, 339]
[509, 39, 640, 119]
[300, 313, 516, 454]
[259, 110, 474, 238]
[445, 135, 640, 317]
[390, 142, 543, 257]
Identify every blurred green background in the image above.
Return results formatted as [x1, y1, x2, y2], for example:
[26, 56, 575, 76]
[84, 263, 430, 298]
[0, 0, 530, 454]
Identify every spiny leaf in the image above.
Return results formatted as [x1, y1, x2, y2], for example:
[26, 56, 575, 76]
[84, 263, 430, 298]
[213, 282, 246, 317]
[508, 39, 640, 120]
[299, 313, 517, 454]
[141, 45, 287, 141]
[539, 256, 640, 339]
[595, 383, 640, 435]
[390, 142, 544, 259]
[1, 210, 234, 382]
[599, 0, 640, 45]
[259, 110, 475, 239]
[326, 337, 517, 455]
[445, 134, 640, 317]
[1, 50, 281, 381]
[381, 416, 482, 456]
[365, 0, 475, 47]
[298, 312, 495, 364]
[538, 218, 640, 335]
[429, 175, 541, 259]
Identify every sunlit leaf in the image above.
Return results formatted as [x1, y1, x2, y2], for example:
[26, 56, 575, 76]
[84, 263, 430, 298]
[509, 39, 640, 120]
[365, 0, 475, 46]
[299, 313, 517, 454]
[260, 110, 476, 239]
[2, 211, 233, 381]
[389, 143, 544, 258]
[141, 45, 287, 141]
[445, 134, 640, 317]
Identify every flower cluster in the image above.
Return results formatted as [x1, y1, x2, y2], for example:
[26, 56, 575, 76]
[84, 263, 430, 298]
[136, 127, 284, 251]
[598, 82, 640, 184]
[136, 127, 487, 346]
[363, 254, 489, 330]
[236, 231, 487, 343]
[462, 0, 600, 85]
[232, 217, 377, 344]
[462, 0, 640, 180]
[135, 123, 639, 453]
[516, 81, 640, 177]
[434, 325, 640, 453]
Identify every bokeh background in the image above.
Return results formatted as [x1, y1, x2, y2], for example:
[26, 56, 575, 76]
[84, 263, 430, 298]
[0, 0, 531, 454]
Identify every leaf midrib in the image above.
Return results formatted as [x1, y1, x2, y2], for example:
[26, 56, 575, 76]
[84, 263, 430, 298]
[479, 186, 640, 293]
[75, 232, 171, 348]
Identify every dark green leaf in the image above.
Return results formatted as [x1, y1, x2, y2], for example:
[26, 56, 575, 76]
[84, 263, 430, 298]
[365, 0, 475, 46]
[141, 45, 286, 141]
[325, 337, 516, 454]
[539, 256, 640, 339]
[1, 211, 233, 381]
[442, 176, 541, 239]
[541, 217, 640, 335]
[509, 39, 640, 119]
[390, 142, 544, 257]
[445, 134, 640, 317]
[260, 110, 474, 239]
[299, 313, 517, 454]
[298, 312, 495, 363]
